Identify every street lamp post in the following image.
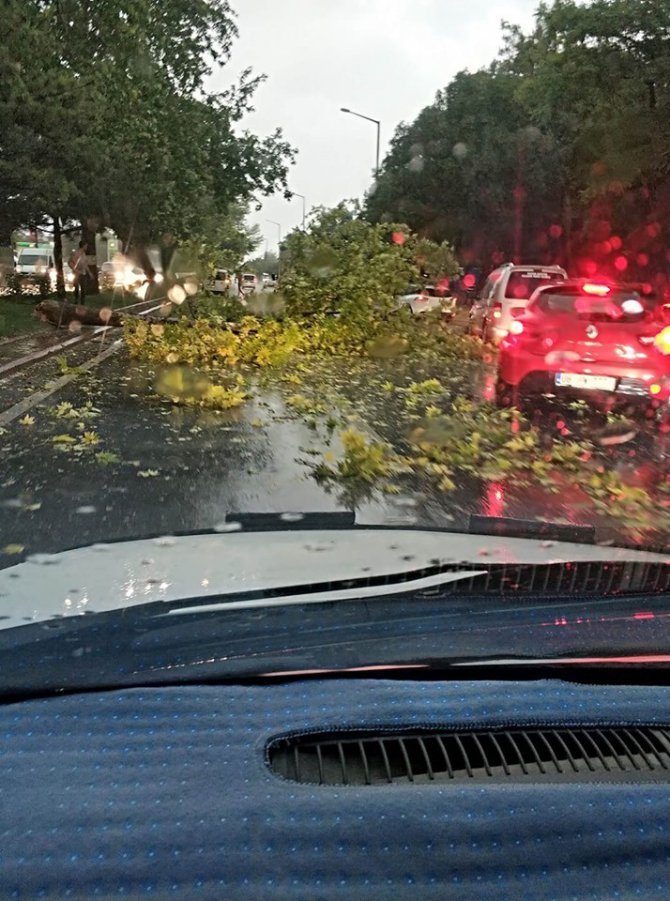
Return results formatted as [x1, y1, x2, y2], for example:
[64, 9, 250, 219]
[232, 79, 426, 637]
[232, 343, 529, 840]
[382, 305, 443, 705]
[266, 219, 282, 279]
[292, 192, 306, 229]
[340, 107, 381, 178]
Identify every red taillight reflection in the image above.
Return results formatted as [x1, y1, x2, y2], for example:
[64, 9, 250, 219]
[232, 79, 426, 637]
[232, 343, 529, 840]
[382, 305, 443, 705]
[484, 481, 505, 518]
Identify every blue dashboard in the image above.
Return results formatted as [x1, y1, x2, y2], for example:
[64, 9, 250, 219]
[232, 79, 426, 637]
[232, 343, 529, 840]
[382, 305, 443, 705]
[2, 678, 670, 899]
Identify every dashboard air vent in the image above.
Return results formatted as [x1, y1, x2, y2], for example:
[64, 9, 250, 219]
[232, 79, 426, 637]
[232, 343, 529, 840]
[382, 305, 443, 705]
[268, 726, 670, 784]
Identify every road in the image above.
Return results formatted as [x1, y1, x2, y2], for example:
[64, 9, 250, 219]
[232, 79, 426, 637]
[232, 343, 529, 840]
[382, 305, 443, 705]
[1, 340, 670, 568]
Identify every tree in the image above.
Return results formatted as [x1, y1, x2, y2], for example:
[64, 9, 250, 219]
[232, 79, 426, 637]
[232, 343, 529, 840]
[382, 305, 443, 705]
[367, 0, 670, 281]
[281, 203, 458, 322]
[500, 0, 670, 280]
[245, 251, 279, 277]
[365, 70, 563, 269]
[0, 0, 295, 289]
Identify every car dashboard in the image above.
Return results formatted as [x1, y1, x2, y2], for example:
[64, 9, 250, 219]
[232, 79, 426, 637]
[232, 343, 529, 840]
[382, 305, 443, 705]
[2, 677, 670, 899]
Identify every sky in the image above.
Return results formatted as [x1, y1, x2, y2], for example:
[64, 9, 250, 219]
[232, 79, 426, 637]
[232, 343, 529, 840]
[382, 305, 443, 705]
[212, 0, 542, 253]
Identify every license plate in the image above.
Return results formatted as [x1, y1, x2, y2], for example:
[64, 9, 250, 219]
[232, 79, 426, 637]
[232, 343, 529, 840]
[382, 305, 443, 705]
[555, 373, 617, 391]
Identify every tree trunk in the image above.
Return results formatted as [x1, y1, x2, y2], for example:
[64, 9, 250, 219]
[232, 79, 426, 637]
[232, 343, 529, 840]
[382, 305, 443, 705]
[562, 193, 574, 273]
[81, 218, 99, 294]
[53, 214, 65, 298]
[36, 299, 123, 328]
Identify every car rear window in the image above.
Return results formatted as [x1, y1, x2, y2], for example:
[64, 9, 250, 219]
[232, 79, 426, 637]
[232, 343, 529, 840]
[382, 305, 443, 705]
[505, 270, 564, 300]
[533, 289, 655, 322]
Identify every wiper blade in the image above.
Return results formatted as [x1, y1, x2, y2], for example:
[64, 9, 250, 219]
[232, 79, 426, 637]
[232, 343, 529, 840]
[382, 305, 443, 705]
[164, 569, 488, 616]
[469, 514, 595, 544]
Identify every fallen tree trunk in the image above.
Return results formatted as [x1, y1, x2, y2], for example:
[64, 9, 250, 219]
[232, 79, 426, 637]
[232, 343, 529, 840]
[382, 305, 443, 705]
[35, 300, 123, 329]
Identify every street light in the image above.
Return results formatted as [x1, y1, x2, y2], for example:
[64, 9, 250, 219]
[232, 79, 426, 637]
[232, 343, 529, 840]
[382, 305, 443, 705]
[266, 219, 282, 278]
[340, 107, 381, 178]
[291, 192, 306, 229]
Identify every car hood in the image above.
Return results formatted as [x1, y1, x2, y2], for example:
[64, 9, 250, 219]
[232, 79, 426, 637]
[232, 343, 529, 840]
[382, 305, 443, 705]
[0, 529, 668, 630]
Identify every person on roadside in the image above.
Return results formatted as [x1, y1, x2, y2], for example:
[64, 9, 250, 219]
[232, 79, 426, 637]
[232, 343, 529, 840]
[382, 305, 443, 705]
[69, 241, 91, 303]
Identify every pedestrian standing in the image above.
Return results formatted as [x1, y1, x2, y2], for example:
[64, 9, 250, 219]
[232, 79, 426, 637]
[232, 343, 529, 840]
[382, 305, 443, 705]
[69, 241, 91, 303]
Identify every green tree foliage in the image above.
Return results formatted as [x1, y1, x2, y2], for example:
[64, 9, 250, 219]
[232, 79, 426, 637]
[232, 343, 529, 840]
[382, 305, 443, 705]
[0, 0, 295, 258]
[500, 0, 670, 279]
[280, 204, 458, 322]
[367, 0, 670, 281]
[366, 69, 563, 267]
[245, 251, 279, 277]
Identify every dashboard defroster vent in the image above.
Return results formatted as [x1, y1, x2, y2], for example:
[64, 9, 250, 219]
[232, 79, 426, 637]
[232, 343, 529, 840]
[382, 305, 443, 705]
[268, 726, 670, 785]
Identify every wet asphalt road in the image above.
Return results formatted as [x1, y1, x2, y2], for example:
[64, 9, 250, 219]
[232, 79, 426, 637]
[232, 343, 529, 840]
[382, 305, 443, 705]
[1, 345, 670, 568]
[0, 354, 428, 566]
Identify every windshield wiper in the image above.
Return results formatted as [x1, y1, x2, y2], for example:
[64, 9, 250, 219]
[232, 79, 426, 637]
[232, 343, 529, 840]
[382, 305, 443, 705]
[468, 515, 595, 544]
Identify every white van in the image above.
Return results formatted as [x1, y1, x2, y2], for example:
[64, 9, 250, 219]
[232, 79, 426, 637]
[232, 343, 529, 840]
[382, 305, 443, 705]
[16, 246, 53, 278]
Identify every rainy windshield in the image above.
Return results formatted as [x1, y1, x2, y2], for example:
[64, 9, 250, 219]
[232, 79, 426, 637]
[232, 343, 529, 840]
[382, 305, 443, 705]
[3, 0, 670, 663]
[505, 271, 565, 300]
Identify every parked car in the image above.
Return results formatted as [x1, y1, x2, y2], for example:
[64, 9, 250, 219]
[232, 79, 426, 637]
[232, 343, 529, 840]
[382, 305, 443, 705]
[397, 285, 457, 319]
[100, 260, 146, 292]
[495, 279, 670, 408]
[469, 263, 568, 344]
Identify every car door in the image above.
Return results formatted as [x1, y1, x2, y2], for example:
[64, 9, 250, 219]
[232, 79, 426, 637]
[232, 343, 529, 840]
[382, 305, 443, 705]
[470, 276, 496, 334]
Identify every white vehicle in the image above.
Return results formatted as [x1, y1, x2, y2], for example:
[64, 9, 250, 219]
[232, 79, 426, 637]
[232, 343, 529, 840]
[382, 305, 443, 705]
[240, 272, 258, 295]
[397, 285, 457, 319]
[469, 263, 568, 344]
[210, 269, 230, 295]
[14, 245, 65, 293]
[16, 246, 53, 281]
[100, 260, 146, 291]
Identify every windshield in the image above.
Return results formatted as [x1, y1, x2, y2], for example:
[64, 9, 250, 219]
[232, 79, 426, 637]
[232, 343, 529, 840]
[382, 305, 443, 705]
[3, 0, 670, 694]
[18, 254, 48, 267]
[505, 270, 565, 300]
[533, 288, 655, 322]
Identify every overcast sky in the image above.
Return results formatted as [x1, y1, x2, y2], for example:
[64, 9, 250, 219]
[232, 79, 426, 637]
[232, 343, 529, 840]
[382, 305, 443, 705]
[213, 0, 541, 253]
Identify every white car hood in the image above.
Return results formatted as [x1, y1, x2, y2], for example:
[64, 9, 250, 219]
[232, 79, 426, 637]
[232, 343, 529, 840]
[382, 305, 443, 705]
[0, 529, 667, 630]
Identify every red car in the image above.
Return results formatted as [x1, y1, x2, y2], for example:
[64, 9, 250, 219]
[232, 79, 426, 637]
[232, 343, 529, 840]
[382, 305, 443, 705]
[496, 280, 670, 408]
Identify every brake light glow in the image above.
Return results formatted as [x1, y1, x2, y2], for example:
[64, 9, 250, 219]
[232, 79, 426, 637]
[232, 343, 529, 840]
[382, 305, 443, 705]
[654, 327, 670, 355]
[509, 320, 524, 335]
[582, 283, 611, 296]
